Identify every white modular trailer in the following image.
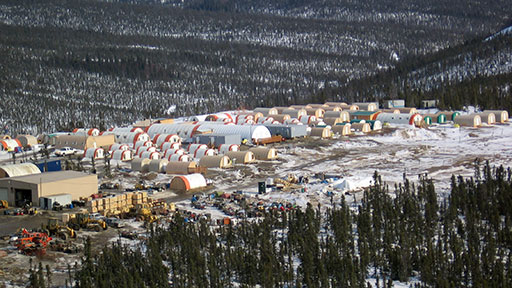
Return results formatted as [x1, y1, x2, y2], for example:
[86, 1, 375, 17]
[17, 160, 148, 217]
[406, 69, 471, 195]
[376, 113, 423, 126]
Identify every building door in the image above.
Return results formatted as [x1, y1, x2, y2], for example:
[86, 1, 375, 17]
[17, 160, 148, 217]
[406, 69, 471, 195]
[14, 189, 32, 207]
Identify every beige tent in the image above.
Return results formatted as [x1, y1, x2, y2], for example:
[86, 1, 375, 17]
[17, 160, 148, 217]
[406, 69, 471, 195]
[253, 107, 278, 116]
[249, 147, 278, 160]
[305, 108, 325, 118]
[381, 109, 400, 114]
[131, 158, 151, 172]
[324, 102, 348, 107]
[353, 102, 378, 111]
[310, 127, 332, 138]
[483, 110, 509, 123]
[226, 151, 256, 164]
[0, 163, 41, 178]
[16, 135, 37, 148]
[273, 107, 290, 114]
[351, 123, 371, 133]
[322, 106, 342, 111]
[324, 111, 350, 122]
[170, 174, 207, 192]
[454, 114, 482, 127]
[322, 117, 343, 126]
[397, 107, 417, 114]
[477, 112, 496, 125]
[283, 108, 307, 118]
[331, 124, 351, 136]
[289, 105, 307, 109]
[199, 155, 232, 168]
[271, 114, 291, 123]
[305, 103, 329, 109]
[53, 135, 115, 150]
[148, 159, 169, 173]
[166, 161, 198, 175]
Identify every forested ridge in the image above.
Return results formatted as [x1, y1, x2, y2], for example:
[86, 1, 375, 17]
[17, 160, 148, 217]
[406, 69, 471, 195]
[0, 0, 510, 135]
[28, 163, 512, 287]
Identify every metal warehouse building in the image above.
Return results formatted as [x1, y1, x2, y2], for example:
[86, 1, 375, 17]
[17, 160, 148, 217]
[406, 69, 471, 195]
[0, 171, 97, 207]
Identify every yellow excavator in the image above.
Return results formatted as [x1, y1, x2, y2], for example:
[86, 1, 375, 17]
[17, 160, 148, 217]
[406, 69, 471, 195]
[68, 213, 108, 232]
[44, 218, 77, 240]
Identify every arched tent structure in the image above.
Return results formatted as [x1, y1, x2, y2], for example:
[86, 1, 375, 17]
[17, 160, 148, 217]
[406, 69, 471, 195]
[0, 139, 22, 151]
[305, 108, 325, 118]
[163, 148, 186, 159]
[283, 108, 307, 119]
[299, 115, 317, 125]
[15, 135, 37, 148]
[73, 128, 100, 137]
[249, 147, 278, 160]
[0, 135, 11, 140]
[187, 143, 208, 152]
[84, 148, 104, 160]
[153, 134, 181, 147]
[397, 107, 417, 114]
[218, 144, 240, 154]
[135, 146, 156, 156]
[477, 112, 496, 125]
[381, 109, 400, 114]
[253, 107, 278, 116]
[145, 124, 201, 140]
[324, 102, 348, 107]
[310, 127, 332, 138]
[168, 154, 191, 162]
[134, 140, 153, 150]
[284, 118, 301, 125]
[353, 102, 379, 111]
[324, 111, 343, 118]
[340, 104, 359, 111]
[332, 124, 351, 136]
[226, 151, 256, 164]
[161, 142, 181, 151]
[0, 163, 41, 178]
[483, 110, 509, 123]
[322, 106, 342, 112]
[199, 155, 232, 168]
[197, 124, 271, 144]
[193, 148, 216, 160]
[170, 174, 207, 192]
[351, 123, 372, 133]
[271, 114, 291, 123]
[148, 159, 169, 173]
[289, 105, 307, 109]
[205, 113, 233, 122]
[140, 151, 161, 160]
[256, 116, 274, 124]
[109, 143, 130, 152]
[166, 161, 198, 175]
[454, 114, 482, 127]
[376, 113, 423, 126]
[107, 127, 143, 134]
[306, 103, 329, 109]
[111, 150, 133, 161]
[366, 120, 383, 131]
[425, 113, 446, 124]
[131, 158, 151, 172]
[423, 116, 432, 125]
[272, 107, 290, 114]
[438, 111, 460, 121]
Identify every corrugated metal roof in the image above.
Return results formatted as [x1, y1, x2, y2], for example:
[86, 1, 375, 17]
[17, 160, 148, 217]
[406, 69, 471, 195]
[0, 170, 95, 184]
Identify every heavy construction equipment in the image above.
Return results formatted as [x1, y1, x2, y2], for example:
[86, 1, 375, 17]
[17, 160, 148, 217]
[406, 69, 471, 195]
[0, 200, 8, 209]
[13, 229, 52, 256]
[44, 218, 77, 240]
[68, 213, 108, 232]
[123, 204, 158, 225]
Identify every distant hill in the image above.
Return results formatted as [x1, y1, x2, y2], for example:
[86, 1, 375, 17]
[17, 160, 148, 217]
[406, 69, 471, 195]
[0, 0, 510, 134]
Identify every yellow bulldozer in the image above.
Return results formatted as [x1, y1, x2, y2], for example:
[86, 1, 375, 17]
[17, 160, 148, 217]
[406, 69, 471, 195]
[44, 218, 77, 240]
[68, 213, 108, 232]
[124, 204, 158, 225]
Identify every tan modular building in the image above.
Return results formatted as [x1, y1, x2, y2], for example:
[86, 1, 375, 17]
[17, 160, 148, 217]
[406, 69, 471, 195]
[0, 171, 97, 207]
[53, 135, 115, 150]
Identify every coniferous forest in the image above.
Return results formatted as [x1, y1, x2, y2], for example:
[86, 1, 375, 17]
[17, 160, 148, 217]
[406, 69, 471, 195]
[27, 163, 512, 287]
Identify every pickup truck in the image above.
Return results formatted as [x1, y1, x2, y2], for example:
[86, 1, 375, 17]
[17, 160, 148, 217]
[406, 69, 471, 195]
[55, 147, 77, 156]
